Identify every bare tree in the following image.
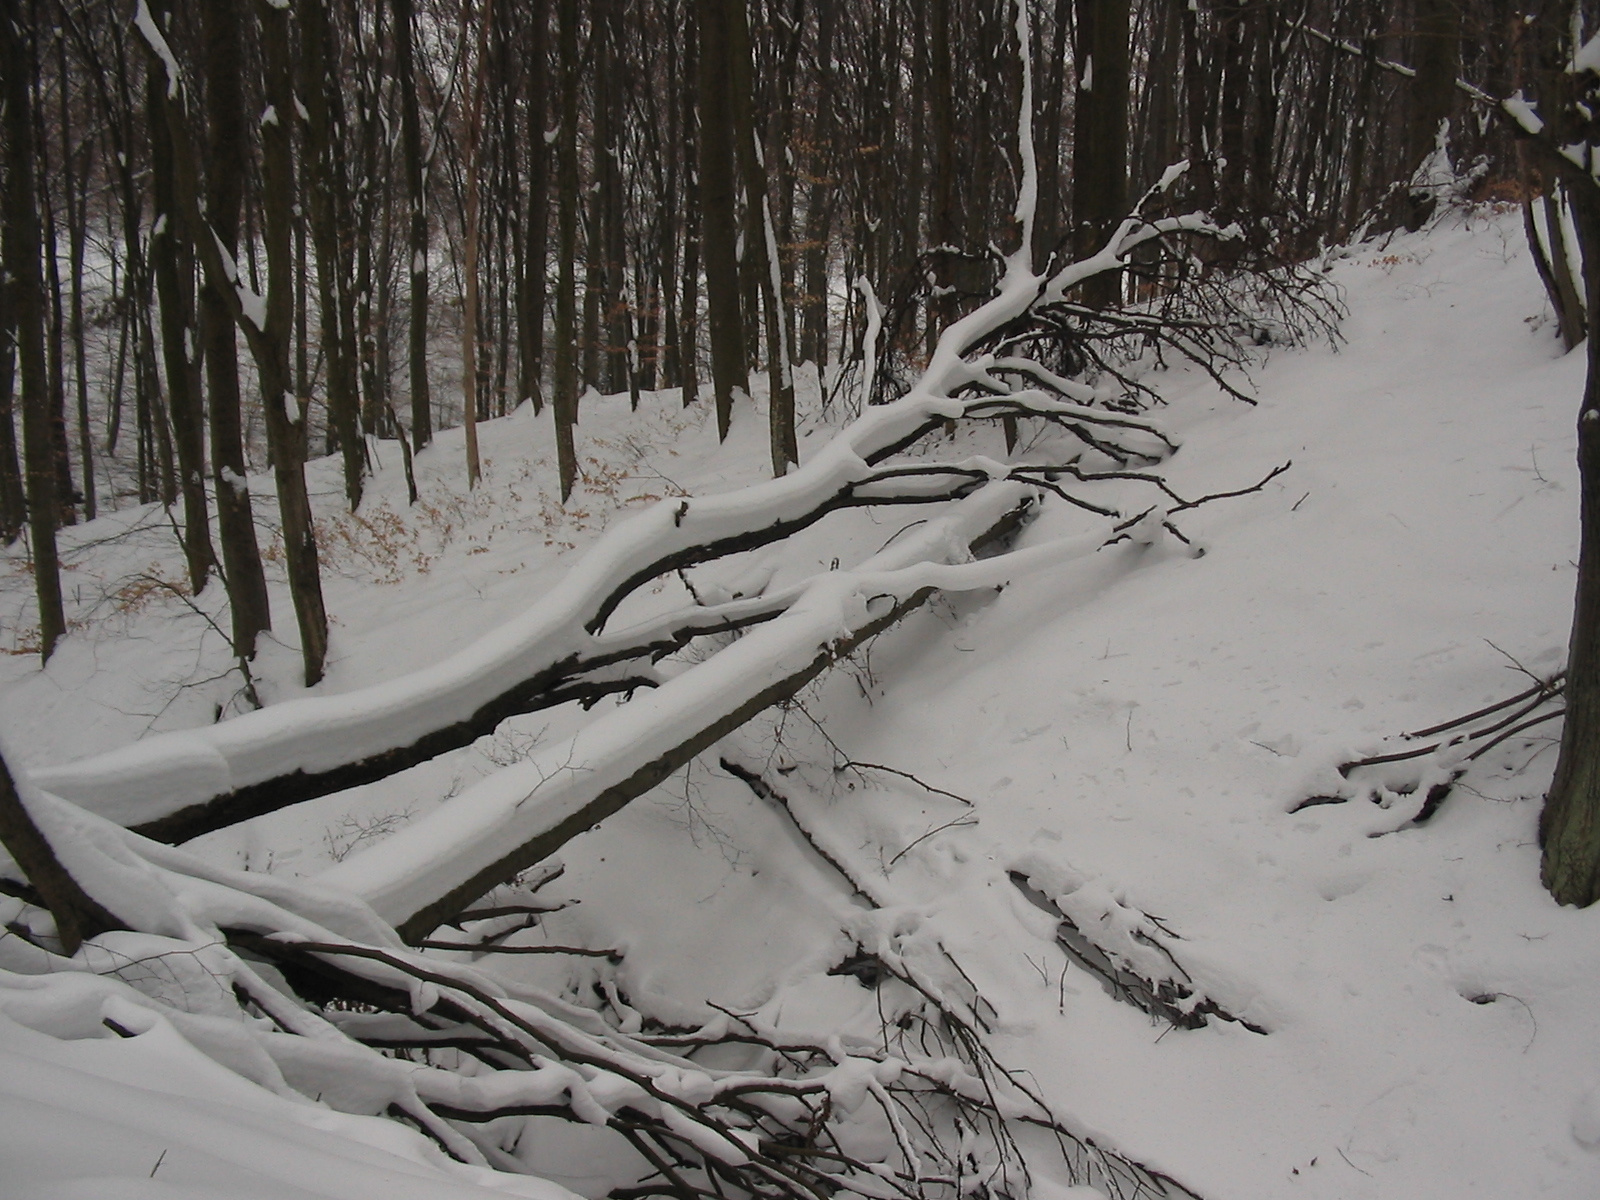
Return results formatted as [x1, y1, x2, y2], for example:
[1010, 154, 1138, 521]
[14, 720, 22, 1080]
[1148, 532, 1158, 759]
[137, 0, 330, 686]
[2, 2, 66, 663]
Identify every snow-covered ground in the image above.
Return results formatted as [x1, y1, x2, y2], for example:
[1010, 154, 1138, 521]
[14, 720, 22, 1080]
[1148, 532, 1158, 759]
[3, 206, 1598, 1199]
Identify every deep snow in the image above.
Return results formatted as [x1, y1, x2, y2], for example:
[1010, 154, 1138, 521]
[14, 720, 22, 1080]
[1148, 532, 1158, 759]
[2, 206, 1598, 1199]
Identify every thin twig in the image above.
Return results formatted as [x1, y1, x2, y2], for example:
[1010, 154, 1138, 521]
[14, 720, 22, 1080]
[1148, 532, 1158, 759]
[887, 816, 980, 867]
[839, 759, 975, 806]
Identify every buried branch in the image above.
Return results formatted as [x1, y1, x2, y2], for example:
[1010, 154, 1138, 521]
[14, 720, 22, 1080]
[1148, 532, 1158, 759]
[1291, 671, 1566, 823]
[1007, 870, 1266, 1036]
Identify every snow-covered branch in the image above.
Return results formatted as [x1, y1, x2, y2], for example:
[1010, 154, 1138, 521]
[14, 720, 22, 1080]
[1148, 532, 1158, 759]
[31, 192, 1216, 844]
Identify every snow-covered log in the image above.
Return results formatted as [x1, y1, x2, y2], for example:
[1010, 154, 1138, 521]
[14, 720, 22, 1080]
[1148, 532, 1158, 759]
[3, 741, 1196, 1200]
[0, 9, 1265, 1195]
[31, 175, 1215, 847]
[328, 480, 1052, 940]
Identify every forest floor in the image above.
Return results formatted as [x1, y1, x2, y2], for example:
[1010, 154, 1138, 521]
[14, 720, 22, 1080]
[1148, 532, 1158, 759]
[3, 204, 1599, 1200]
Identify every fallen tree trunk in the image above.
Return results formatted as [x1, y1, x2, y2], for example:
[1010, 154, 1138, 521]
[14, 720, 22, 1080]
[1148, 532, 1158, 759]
[332, 482, 1045, 941]
[30, 196, 1212, 844]
[1, 737, 1203, 1200]
[1, 9, 1293, 1192]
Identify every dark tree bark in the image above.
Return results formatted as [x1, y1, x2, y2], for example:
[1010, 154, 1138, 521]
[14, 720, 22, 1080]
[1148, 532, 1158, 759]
[37, 83, 78, 529]
[0, 747, 123, 956]
[1072, 0, 1130, 308]
[459, 0, 488, 487]
[1404, 0, 1463, 229]
[200, 0, 273, 663]
[301, 0, 366, 509]
[146, 0, 216, 593]
[552, 0, 581, 500]
[679, 11, 702, 408]
[928, 0, 956, 343]
[1179, 0, 1217, 212]
[257, 0, 331, 685]
[394, 0, 433, 450]
[1543, 178, 1600, 906]
[2, 4, 67, 663]
[1034, 0, 1071, 261]
[696, 0, 747, 441]
[594, 3, 638, 407]
[0, 272, 26, 543]
[517, 0, 550, 415]
[798, 0, 836, 372]
[726, 0, 796, 474]
[57, 30, 96, 524]
[1247, 0, 1281, 217]
[582, 144, 604, 390]
[1215, 0, 1250, 216]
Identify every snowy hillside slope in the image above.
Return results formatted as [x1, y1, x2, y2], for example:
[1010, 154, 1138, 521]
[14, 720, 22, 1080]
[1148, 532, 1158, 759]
[2, 206, 1598, 1199]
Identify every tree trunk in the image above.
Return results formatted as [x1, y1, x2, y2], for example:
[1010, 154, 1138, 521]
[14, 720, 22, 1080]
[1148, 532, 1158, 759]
[517, 0, 550, 414]
[258, 0, 330, 685]
[1179, 0, 1217, 212]
[459, 0, 488, 489]
[725, 0, 795, 474]
[798, 0, 834, 373]
[0, 745, 123, 955]
[595, 4, 639, 408]
[38, 121, 79, 528]
[696, 0, 746, 441]
[1403, 0, 1461, 229]
[2, 7, 66, 663]
[552, 0, 581, 500]
[146, 0, 216, 593]
[59, 34, 96, 523]
[201, 0, 273, 663]
[1034, 0, 1071, 262]
[679, 14, 701, 409]
[1541, 183, 1600, 906]
[394, 0, 433, 450]
[301, 0, 366, 510]
[1072, 0, 1130, 308]
[0, 275, 27, 542]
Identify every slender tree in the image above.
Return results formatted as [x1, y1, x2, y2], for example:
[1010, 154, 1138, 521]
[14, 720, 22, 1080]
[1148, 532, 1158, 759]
[551, 0, 582, 499]
[394, 0, 433, 450]
[696, 0, 746, 441]
[301, 0, 366, 509]
[200, 0, 272, 663]
[1072, 0, 1130, 308]
[2, 2, 67, 663]
[145, 0, 216, 592]
[517, 0, 551, 415]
